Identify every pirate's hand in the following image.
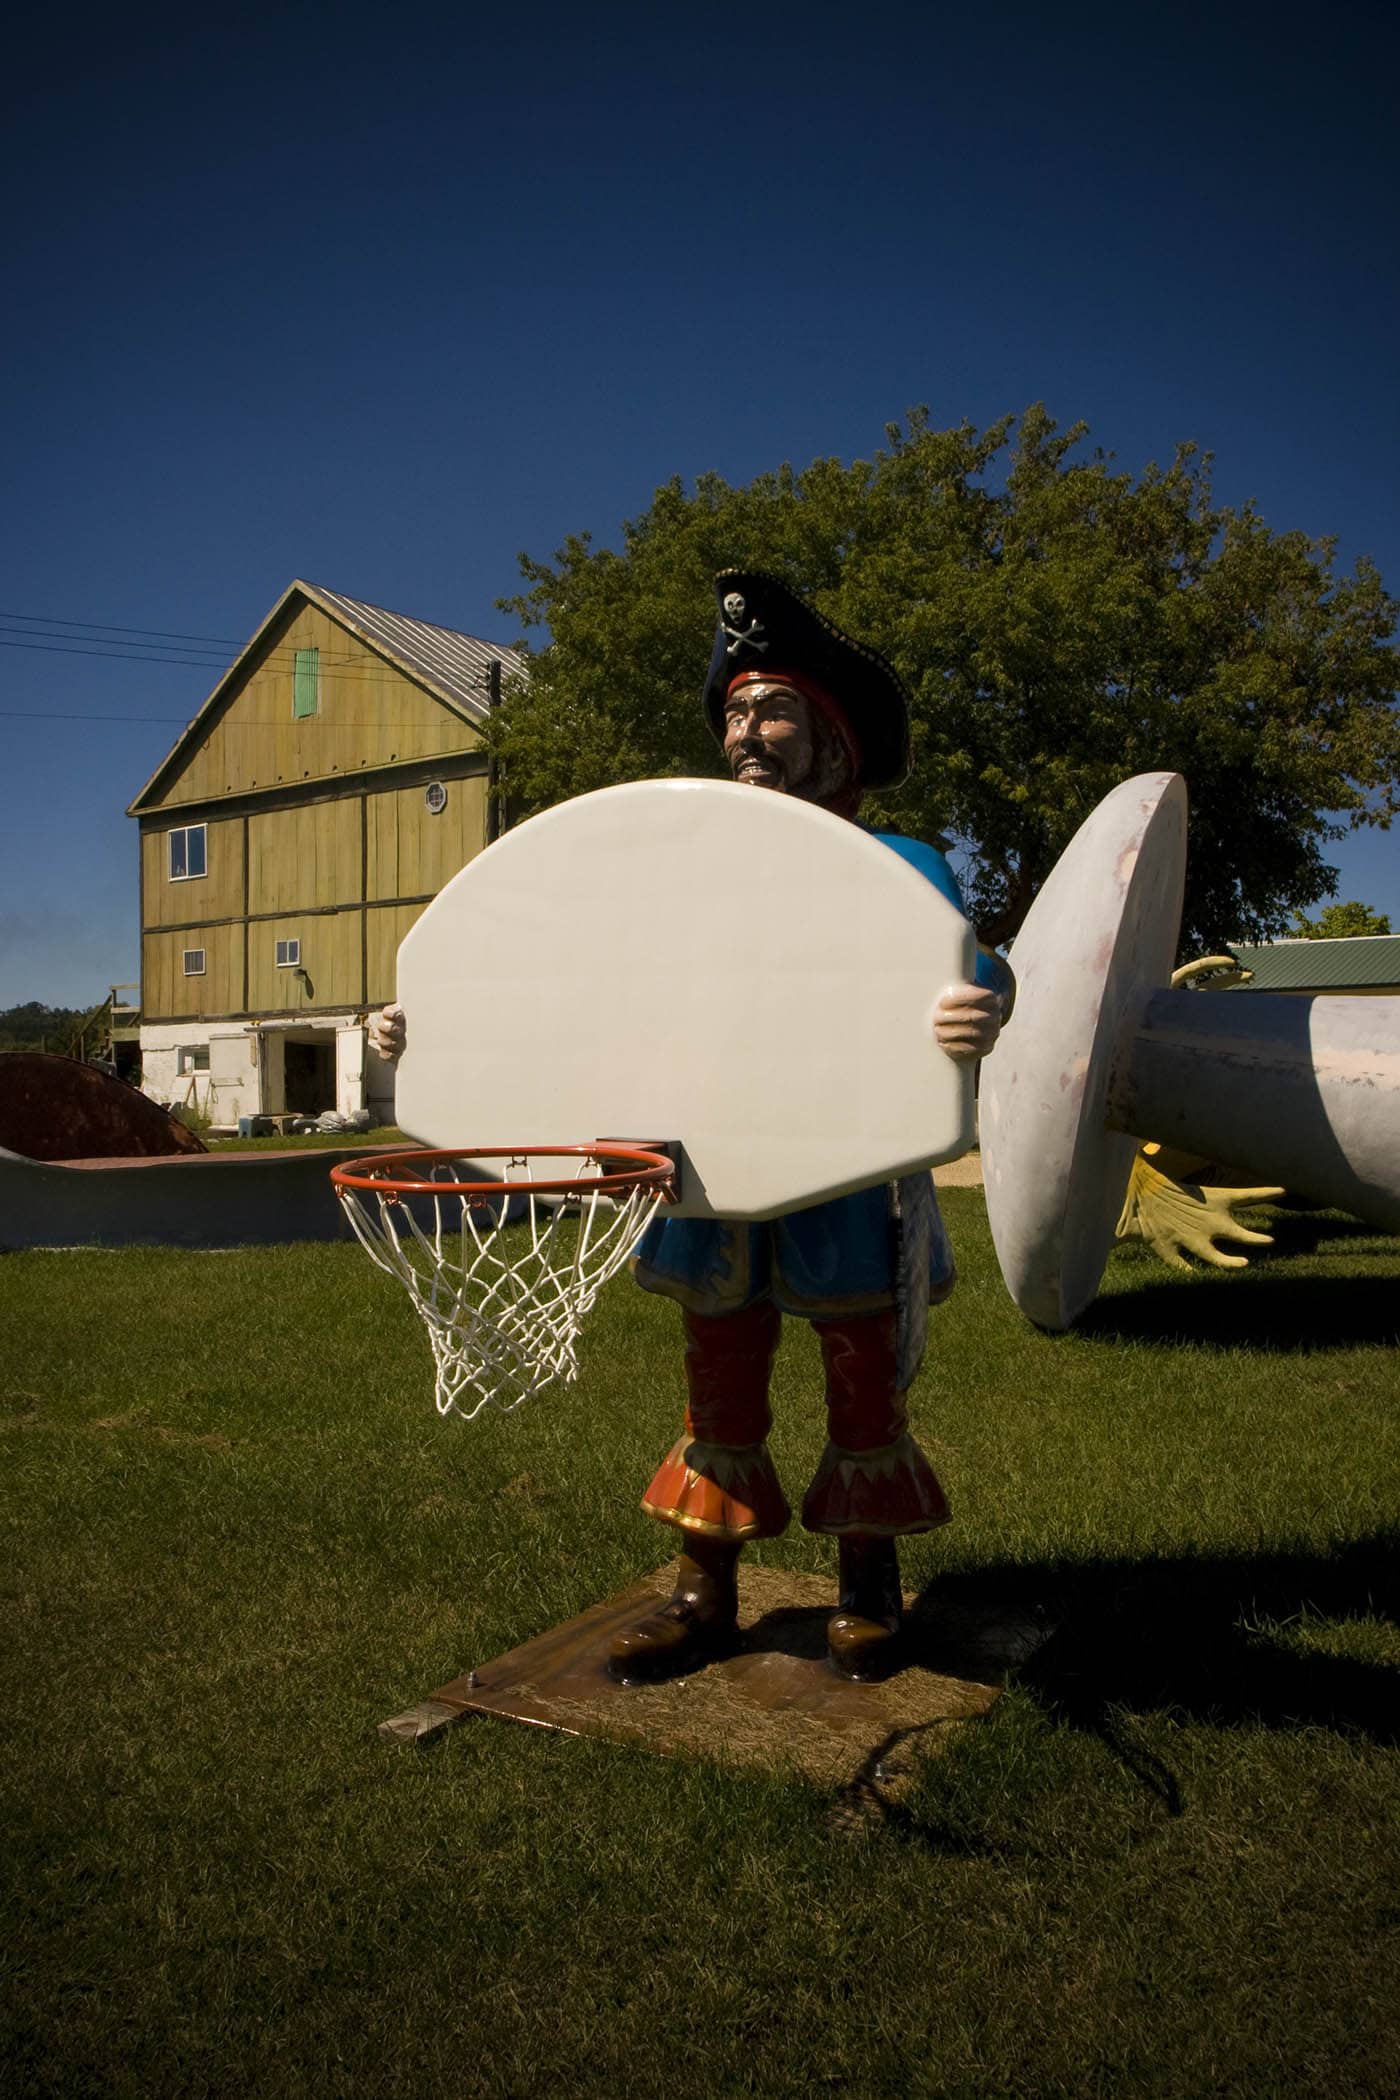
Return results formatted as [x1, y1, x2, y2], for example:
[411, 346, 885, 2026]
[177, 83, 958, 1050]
[934, 983, 1002, 1062]
[369, 1002, 407, 1063]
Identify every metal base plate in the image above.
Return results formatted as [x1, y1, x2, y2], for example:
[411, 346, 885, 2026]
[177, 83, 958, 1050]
[380, 1560, 1051, 1801]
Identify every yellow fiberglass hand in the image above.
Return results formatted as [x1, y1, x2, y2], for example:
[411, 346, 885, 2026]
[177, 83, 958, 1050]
[1115, 1152, 1285, 1272]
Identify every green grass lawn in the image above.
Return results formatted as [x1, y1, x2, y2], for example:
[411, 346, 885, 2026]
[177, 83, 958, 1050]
[3, 1194, 1398, 2099]
[203, 1125, 407, 1152]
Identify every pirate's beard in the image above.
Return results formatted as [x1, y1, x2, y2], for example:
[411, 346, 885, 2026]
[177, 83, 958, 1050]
[806, 716, 863, 819]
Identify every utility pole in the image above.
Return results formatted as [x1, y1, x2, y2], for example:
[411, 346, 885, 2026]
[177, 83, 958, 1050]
[485, 658, 504, 844]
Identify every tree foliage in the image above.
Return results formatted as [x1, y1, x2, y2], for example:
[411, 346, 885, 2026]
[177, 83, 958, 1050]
[0, 1002, 86, 1053]
[492, 408, 1399, 952]
[1289, 899, 1392, 938]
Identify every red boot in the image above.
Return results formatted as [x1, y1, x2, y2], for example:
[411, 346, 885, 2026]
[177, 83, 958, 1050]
[614, 1302, 788, 1686]
[799, 1311, 945, 1682]
[801, 1310, 950, 1537]
[638, 1299, 790, 1540]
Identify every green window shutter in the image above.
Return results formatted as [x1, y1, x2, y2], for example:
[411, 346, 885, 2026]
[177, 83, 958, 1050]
[293, 647, 320, 718]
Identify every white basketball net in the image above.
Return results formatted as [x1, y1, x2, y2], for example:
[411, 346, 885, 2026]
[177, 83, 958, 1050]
[335, 1153, 669, 1420]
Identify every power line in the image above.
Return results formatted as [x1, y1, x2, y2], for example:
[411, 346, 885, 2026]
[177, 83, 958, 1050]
[0, 632, 484, 674]
[0, 630, 510, 684]
[0, 624, 463, 669]
[0, 609, 520, 674]
[0, 635, 228, 668]
[0, 705, 493, 729]
[0, 609, 243, 645]
[0, 708, 191, 723]
[0, 609, 512, 659]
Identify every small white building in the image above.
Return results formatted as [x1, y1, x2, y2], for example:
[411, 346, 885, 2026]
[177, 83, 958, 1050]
[137, 1016, 386, 1132]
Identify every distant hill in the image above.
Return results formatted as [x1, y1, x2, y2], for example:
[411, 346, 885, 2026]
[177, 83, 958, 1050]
[0, 1003, 88, 1054]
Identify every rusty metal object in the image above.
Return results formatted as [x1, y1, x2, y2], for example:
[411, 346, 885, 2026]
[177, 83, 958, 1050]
[0, 1052, 205, 1161]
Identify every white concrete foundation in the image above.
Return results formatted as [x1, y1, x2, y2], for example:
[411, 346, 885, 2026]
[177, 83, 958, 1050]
[141, 1015, 398, 1129]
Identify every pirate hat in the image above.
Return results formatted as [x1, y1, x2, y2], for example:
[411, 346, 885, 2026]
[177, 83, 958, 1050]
[701, 568, 912, 790]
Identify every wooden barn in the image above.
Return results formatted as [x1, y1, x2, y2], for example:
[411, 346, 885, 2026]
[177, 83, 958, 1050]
[126, 580, 522, 1130]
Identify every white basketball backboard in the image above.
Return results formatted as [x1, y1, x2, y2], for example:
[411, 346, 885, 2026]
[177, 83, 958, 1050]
[394, 778, 976, 1220]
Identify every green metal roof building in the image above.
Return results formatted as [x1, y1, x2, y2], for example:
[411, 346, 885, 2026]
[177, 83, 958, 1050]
[1225, 935, 1400, 995]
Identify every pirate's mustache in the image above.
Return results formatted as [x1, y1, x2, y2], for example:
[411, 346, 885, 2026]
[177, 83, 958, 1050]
[731, 737, 785, 768]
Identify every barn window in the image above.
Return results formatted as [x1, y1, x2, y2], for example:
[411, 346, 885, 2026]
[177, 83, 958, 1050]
[276, 938, 301, 968]
[177, 1045, 210, 1073]
[168, 824, 207, 881]
[293, 648, 320, 719]
[182, 948, 206, 976]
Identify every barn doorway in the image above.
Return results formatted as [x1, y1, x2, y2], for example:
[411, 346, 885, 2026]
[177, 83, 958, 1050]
[283, 1036, 336, 1114]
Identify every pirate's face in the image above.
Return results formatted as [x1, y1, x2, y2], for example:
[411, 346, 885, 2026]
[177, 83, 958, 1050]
[722, 680, 818, 795]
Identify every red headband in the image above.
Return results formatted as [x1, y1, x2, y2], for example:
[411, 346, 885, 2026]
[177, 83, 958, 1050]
[726, 666, 863, 780]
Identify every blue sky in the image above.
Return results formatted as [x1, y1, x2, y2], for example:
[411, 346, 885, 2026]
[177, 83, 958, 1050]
[4, 0, 1397, 1006]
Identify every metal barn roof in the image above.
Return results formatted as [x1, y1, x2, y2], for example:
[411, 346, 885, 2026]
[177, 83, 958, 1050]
[1226, 934, 1400, 993]
[127, 579, 526, 812]
[305, 582, 526, 724]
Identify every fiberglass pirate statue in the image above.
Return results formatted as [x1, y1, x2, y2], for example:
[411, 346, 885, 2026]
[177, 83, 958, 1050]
[370, 570, 1012, 1685]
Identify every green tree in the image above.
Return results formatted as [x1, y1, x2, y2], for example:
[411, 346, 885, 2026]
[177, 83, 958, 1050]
[0, 1002, 87, 1052]
[492, 408, 1399, 952]
[1289, 899, 1392, 938]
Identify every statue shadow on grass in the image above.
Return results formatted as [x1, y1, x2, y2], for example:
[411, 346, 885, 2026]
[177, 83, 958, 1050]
[1081, 1211, 1400, 1351]
[835, 1530, 1400, 1850]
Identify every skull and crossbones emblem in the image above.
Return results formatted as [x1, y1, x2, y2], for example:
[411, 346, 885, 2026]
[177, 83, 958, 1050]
[721, 591, 769, 659]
